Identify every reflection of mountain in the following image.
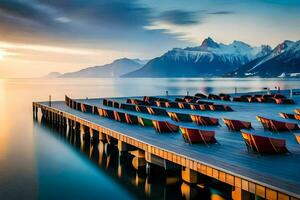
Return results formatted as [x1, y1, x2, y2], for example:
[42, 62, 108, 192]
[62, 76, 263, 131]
[123, 37, 271, 77]
[59, 58, 145, 78]
[225, 40, 300, 77]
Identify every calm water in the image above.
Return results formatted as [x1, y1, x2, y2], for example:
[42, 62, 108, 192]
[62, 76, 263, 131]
[1, 78, 300, 200]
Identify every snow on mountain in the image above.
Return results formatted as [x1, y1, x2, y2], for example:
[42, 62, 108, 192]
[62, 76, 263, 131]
[123, 37, 271, 77]
[226, 40, 300, 77]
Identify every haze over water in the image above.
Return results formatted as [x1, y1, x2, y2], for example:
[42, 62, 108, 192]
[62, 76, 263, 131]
[1, 78, 300, 199]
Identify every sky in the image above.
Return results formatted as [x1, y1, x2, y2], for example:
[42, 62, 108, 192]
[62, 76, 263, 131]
[0, 0, 299, 78]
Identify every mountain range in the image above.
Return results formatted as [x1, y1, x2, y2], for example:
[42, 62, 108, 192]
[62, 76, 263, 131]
[123, 37, 272, 77]
[46, 38, 300, 78]
[225, 40, 300, 77]
[58, 58, 146, 78]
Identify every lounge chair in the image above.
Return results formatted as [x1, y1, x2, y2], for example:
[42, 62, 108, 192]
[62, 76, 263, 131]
[167, 112, 192, 122]
[180, 127, 217, 144]
[191, 115, 219, 126]
[256, 116, 299, 132]
[223, 118, 252, 131]
[152, 120, 179, 133]
[241, 130, 288, 154]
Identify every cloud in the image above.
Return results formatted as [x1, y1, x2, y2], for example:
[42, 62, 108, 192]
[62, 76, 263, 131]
[158, 10, 201, 25]
[208, 11, 234, 15]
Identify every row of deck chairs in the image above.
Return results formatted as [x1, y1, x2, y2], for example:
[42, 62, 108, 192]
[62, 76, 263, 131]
[233, 94, 295, 104]
[136, 96, 233, 112]
[193, 92, 295, 105]
[66, 95, 298, 154]
[194, 93, 231, 101]
[65, 95, 98, 114]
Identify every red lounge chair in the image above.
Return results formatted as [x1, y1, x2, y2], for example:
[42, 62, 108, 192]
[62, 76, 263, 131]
[152, 120, 179, 133]
[178, 102, 191, 109]
[199, 104, 211, 111]
[256, 116, 300, 132]
[75, 102, 81, 111]
[295, 109, 300, 115]
[233, 95, 251, 102]
[135, 105, 149, 114]
[120, 103, 136, 111]
[223, 118, 252, 131]
[279, 112, 296, 120]
[127, 98, 150, 106]
[262, 95, 276, 103]
[165, 101, 180, 108]
[65, 95, 71, 106]
[180, 127, 217, 144]
[175, 98, 185, 102]
[107, 100, 113, 107]
[208, 94, 221, 100]
[81, 104, 86, 112]
[189, 103, 202, 110]
[191, 115, 219, 126]
[247, 96, 258, 103]
[167, 112, 192, 122]
[85, 104, 93, 113]
[103, 99, 108, 106]
[113, 101, 120, 108]
[147, 107, 168, 116]
[183, 96, 194, 102]
[219, 93, 231, 101]
[209, 104, 233, 111]
[125, 113, 139, 124]
[275, 98, 295, 104]
[92, 106, 99, 115]
[114, 111, 127, 123]
[144, 96, 169, 103]
[98, 108, 115, 119]
[156, 101, 168, 108]
[273, 94, 286, 99]
[194, 93, 207, 99]
[138, 117, 154, 127]
[241, 130, 288, 154]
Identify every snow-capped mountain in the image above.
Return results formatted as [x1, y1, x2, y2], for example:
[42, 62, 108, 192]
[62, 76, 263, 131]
[226, 40, 300, 77]
[59, 58, 145, 78]
[123, 37, 271, 77]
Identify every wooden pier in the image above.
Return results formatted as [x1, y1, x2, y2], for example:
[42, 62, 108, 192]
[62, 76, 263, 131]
[33, 92, 300, 200]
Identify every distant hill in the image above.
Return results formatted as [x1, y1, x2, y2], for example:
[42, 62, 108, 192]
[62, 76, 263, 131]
[59, 58, 145, 78]
[123, 37, 271, 77]
[226, 40, 300, 77]
[43, 72, 62, 78]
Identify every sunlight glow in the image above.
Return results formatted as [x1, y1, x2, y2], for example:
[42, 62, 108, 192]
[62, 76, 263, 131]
[0, 49, 6, 60]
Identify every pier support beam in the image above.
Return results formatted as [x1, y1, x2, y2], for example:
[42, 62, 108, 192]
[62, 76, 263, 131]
[99, 132, 107, 142]
[145, 152, 181, 171]
[181, 182, 199, 200]
[90, 128, 99, 143]
[182, 168, 198, 184]
[117, 141, 136, 153]
[129, 150, 146, 171]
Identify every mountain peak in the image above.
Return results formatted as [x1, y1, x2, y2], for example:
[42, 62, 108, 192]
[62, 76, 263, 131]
[201, 37, 219, 48]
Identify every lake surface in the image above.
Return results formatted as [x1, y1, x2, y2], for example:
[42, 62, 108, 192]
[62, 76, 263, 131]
[1, 78, 300, 200]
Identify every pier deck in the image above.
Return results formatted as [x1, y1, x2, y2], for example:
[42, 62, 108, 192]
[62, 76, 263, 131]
[33, 92, 300, 199]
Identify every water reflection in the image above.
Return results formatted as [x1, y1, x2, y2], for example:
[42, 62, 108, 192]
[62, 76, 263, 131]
[36, 114, 252, 200]
[2, 78, 299, 199]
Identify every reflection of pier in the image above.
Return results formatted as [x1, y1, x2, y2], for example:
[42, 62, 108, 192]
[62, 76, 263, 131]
[36, 115, 234, 200]
[33, 91, 300, 200]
